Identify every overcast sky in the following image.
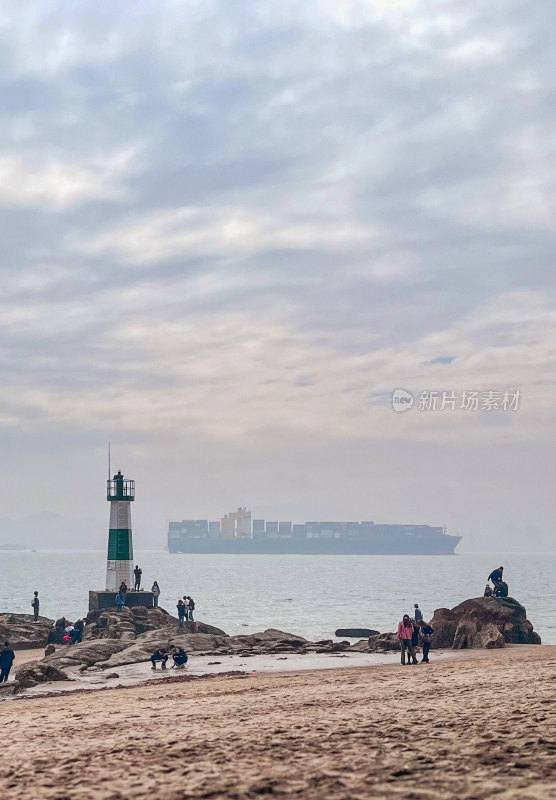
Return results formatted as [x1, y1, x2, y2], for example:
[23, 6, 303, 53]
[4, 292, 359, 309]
[0, 1, 554, 551]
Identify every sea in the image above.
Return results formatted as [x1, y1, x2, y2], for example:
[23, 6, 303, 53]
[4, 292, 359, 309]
[0, 550, 554, 644]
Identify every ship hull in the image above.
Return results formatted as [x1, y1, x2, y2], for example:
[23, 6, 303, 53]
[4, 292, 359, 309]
[168, 536, 462, 555]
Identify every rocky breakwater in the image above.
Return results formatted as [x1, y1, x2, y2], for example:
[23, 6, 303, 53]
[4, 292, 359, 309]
[0, 613, 54, 649]
[431, 596, 542, 650]
[14, 604, 365, 688]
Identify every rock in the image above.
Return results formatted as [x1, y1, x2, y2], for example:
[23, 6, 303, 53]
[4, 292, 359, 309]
[0, 614, 55, 650]
[335, 628, 380, 638]
[185, 621, 229, 636]
[0, 681, 20, 697]
[431, 597, 541, 649]
[367, 633, 401, 652]
[350, 639, 371, 652]
[44, 644, 56, 657]
[84, 608, 228, 642]
[104, 672, 120, 679]
[472, 623, 505, 649]
[15, 660, 72, 689]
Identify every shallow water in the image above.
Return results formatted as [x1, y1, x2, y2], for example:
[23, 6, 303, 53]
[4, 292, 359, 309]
[0, 551, 554, 643]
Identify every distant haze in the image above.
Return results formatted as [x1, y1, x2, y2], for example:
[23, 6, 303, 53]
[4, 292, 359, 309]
[0, 2, 554, 553]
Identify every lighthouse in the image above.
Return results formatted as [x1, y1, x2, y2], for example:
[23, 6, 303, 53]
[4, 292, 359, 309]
[105, 469, 135, 591]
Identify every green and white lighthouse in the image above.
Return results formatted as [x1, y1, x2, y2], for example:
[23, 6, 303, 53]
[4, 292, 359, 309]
[106, 470, 135, 591]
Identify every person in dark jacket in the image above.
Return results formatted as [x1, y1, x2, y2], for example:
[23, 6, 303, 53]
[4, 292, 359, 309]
[31, 591, 40, 622]
[72, 619, 85, 644]
[133, 565, 142, 591]
[494, 580, 509, 598]
[54, 617, 66, 644]
[177, 599, 187, 627]
[0, 641, 15, 682]
[151, 648, 168, 670]
[419, 622, 435, 663]
[171, 646, 188, 668]
[488, 566, 504, 587]
[187, 596, 195, 621]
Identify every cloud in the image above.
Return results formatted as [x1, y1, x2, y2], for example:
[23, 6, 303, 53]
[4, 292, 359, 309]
[0, 0, 553, 545]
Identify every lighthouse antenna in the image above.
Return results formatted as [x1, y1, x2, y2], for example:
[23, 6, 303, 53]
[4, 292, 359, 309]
[108, 441, 111, 481]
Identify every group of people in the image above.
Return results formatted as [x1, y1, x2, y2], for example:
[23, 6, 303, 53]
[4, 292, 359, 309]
[150, 645, 188, 670]
[49, 617, 86, 644]
[114, 569, 161, 611]
[176, 596, 195, 626]
[397, 604, 435, 665]
[484, 566, 509, 598]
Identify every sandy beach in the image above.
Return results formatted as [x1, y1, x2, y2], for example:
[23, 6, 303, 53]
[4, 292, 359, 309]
[1, 645, 555, 799]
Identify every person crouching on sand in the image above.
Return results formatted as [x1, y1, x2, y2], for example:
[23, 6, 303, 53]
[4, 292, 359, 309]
[397, 614, 417, 665]
[151, 648, 169, 670]
[170, 645, 188, 669]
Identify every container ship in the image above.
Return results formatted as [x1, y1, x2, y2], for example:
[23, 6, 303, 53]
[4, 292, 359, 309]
[168, 507, 461, 555]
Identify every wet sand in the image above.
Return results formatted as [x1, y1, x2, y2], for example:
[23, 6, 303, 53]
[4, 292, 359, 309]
[1, 645, 556, 799]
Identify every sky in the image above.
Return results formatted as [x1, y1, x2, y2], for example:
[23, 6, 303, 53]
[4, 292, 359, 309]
[0, 1, 554, 551]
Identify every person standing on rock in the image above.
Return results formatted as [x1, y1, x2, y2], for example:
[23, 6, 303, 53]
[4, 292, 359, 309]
[119, 581, 128, 599]
[115, 592, 125, 613]
[0, 641, 15, 682]
[31, 591, 40, 623]
[187, 596, 195, 621]
[177, 599, 187, 627]
[414, 604, 423, 623]
[397, 615, 417, 665]
[419, 621, 435, 663]
[133, 565, 142, 591]
[488, 566, 504, 589]
[151, 581, 160, 607]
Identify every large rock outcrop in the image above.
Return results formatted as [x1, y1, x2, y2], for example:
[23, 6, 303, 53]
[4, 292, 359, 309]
[431, 597, 541, 650]
[0, 614, 54, 650]
[84, 607, 228, 642]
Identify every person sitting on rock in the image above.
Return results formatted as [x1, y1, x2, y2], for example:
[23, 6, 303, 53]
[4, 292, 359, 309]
[419, 621, 435, 663]
[170, 646, 188, 669]
[0, 641, 15, 682]
[484, 583, 493, 597]
[494, 580, 509, 598]
[151, 648, 169, 670]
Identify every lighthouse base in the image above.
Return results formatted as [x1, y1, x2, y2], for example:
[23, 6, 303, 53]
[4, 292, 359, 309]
[89, 590, 154, 612]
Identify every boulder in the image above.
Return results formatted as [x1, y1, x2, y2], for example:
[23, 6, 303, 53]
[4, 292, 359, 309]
[0, 614, 55, 650]
[0, 681, 20, 697]
[335, 629, 380, 638]
[15, 660, 72, 689]
[44, 644, 56, 657]
[431, 597, 541, 649]
[367, 633, 400, 652]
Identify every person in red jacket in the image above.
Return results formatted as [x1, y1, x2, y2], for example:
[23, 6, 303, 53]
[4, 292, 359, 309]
[397, 614, 418, 665]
